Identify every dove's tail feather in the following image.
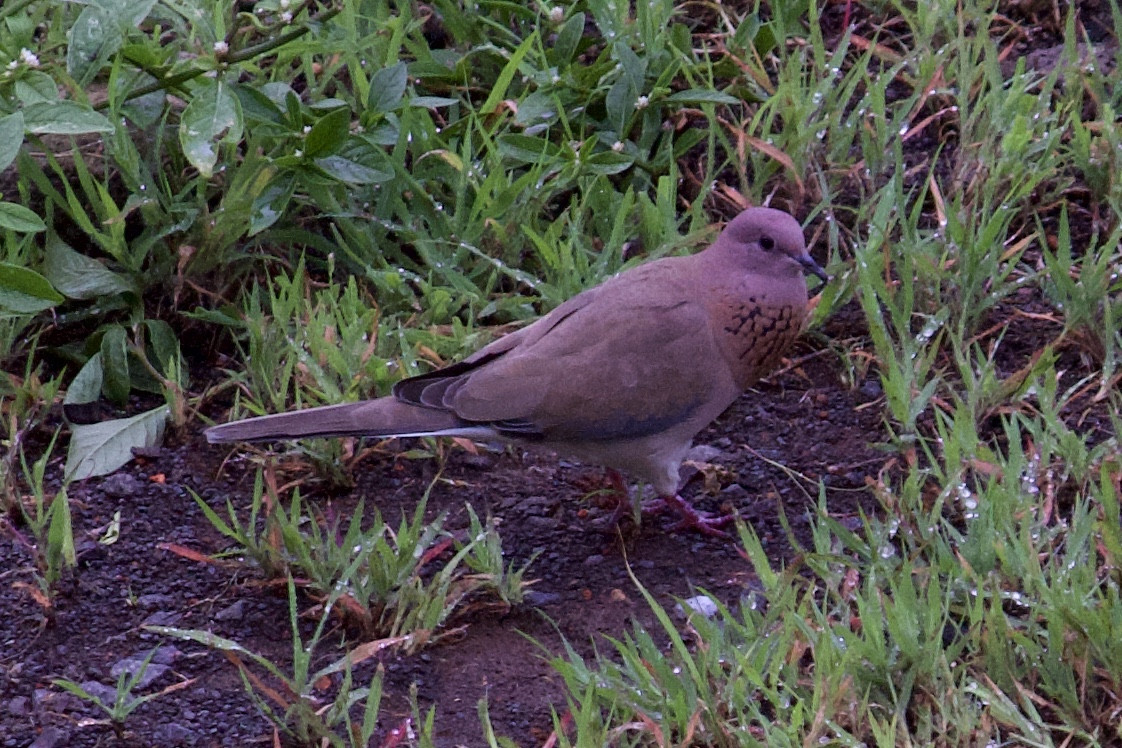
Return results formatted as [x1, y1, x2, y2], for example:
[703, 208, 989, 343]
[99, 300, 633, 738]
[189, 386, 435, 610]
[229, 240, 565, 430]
[205, 397, 494, 444]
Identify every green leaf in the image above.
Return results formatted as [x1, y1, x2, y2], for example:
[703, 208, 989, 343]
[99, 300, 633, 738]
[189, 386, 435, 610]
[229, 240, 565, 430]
[14, 72, 59, 105]
[142, 319, 180, 375]
[67, 4, 124, 87]
[64, 405, 168, 482]
[0, 262, 64, 313]
[0, 202, 46, 233]
[249, 173, 296, 235]
[497, 134, 565, 165]
[44, 235, 136, 300]
[0, 112, 24, 173]
[551, 12, 586, 66]
[67, 0, 159, 85]
[480, 32, 538, 116]
[46, 486, 76, 574]
[606, 75, 637, 134]
[583, 150, 634, 175]
[513, 91, 558, 128]
[64, 353, 104, 406]
[664, 89, 740, 105]
[304, 106, 351, 159]
[614, 41, 646, 89]
[22, 101, 114, 135]
[409, 96, 460, 109]
[368, 61, 408, 114]
[100, 325, 130, 406]
[312, 155, 393, 185]
[179, 79, 242, 178]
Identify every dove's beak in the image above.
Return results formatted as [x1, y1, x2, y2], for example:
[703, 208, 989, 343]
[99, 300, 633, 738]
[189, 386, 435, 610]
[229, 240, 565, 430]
[798, 253, 830, 282]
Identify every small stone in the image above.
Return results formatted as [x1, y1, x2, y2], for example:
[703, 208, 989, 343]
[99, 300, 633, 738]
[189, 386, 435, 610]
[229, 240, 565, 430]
[686, 444, 724, 462]
[29, 726, 69, 748]
[136, 593, 175, 609]
[677, 595, 719, 619]
[100, 473, 142, 497]
[78, 680, 119, 705]
[214, 600, 246, 621]
[720, 483, 749, 501]
[6, 696, 29, 716]
[153, 722, 193, 744]
[583, 554, 604, 566]
[141, 610, 182, 627]
[110, 656, 168, 689]
[523, 590, 561, 606]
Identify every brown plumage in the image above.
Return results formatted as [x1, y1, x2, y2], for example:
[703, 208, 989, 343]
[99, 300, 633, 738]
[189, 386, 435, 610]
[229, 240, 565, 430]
[206, 207, 827, 534]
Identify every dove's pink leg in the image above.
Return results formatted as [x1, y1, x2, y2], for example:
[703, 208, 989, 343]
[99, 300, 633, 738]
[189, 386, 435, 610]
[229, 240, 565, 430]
[597, 469, 633, 528]
[594, 470, 735, 538]
[642, 494, 735, 538]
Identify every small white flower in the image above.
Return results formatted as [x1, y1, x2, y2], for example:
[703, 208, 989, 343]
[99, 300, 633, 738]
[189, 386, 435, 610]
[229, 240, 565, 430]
[303, 125, 311, 134]
[635, 94, 649, 110]
[549, 6, 564, 23]
[611, 140, 624, 153]
[294, 149, 303, 157]
[19, 49, 40, 67]
[213, 41, 229, 55]
[281, 10, 293, 22]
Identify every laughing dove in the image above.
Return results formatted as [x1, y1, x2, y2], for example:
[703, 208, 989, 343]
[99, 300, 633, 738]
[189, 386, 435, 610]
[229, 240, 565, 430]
[206, 207, 827, 534]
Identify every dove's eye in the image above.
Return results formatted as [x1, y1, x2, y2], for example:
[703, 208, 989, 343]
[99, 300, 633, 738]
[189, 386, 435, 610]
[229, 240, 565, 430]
[760, 235, 775, 251]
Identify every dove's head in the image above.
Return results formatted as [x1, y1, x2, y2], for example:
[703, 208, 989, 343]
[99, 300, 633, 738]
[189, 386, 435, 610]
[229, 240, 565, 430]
[717, 207, 828, 282]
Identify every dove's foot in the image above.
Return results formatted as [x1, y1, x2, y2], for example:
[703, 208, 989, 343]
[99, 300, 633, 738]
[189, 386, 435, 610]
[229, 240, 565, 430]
[593, 469, 635, 530]
[643, 493, 735, 538]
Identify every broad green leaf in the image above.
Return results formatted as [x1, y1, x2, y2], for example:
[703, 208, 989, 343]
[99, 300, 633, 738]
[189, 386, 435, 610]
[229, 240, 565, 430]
[551, 12, 586, 66]
[0, 112, 24, 173]
[614, 40, 646, 89]
[43, 235, 136, 300]
[64, 353, 104, 406]
[67, 4, 124, 86]
[664, 89, 740, 105]
[67, 0, 158, 85]
[304, 106, 351, 159]
[64, 405, 168, 481]
[497, 134, 565, 165]
[143, 319, 180, 375]
[584, 150, 634, 176]
[249, 174, 295, 235]
[46, 486, 76, 574]
[14, 72, 58, 105]
[409, 96, 459, 109]
[233, 83, 286, 126]
[606, 75, 637, 134]
[313, 155, 393, 185]
[179, 79, 242, 178]
[42, 246, 131, 302]
[0, 262, 64, 313]
[368, 61, 408, 114]
[513, 91, 558, 128]
[480, 32, 538, 115]
[100, 325, 130, 406]
[0, 202, 46, 233]
[22, 101, 114, 135]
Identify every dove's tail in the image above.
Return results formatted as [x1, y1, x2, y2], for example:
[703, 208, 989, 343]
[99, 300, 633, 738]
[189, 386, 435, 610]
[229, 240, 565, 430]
[205, 397, 493, 444]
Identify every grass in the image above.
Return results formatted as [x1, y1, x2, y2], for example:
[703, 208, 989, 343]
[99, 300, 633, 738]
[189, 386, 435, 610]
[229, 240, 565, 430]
[1, 0, 1120, 744]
